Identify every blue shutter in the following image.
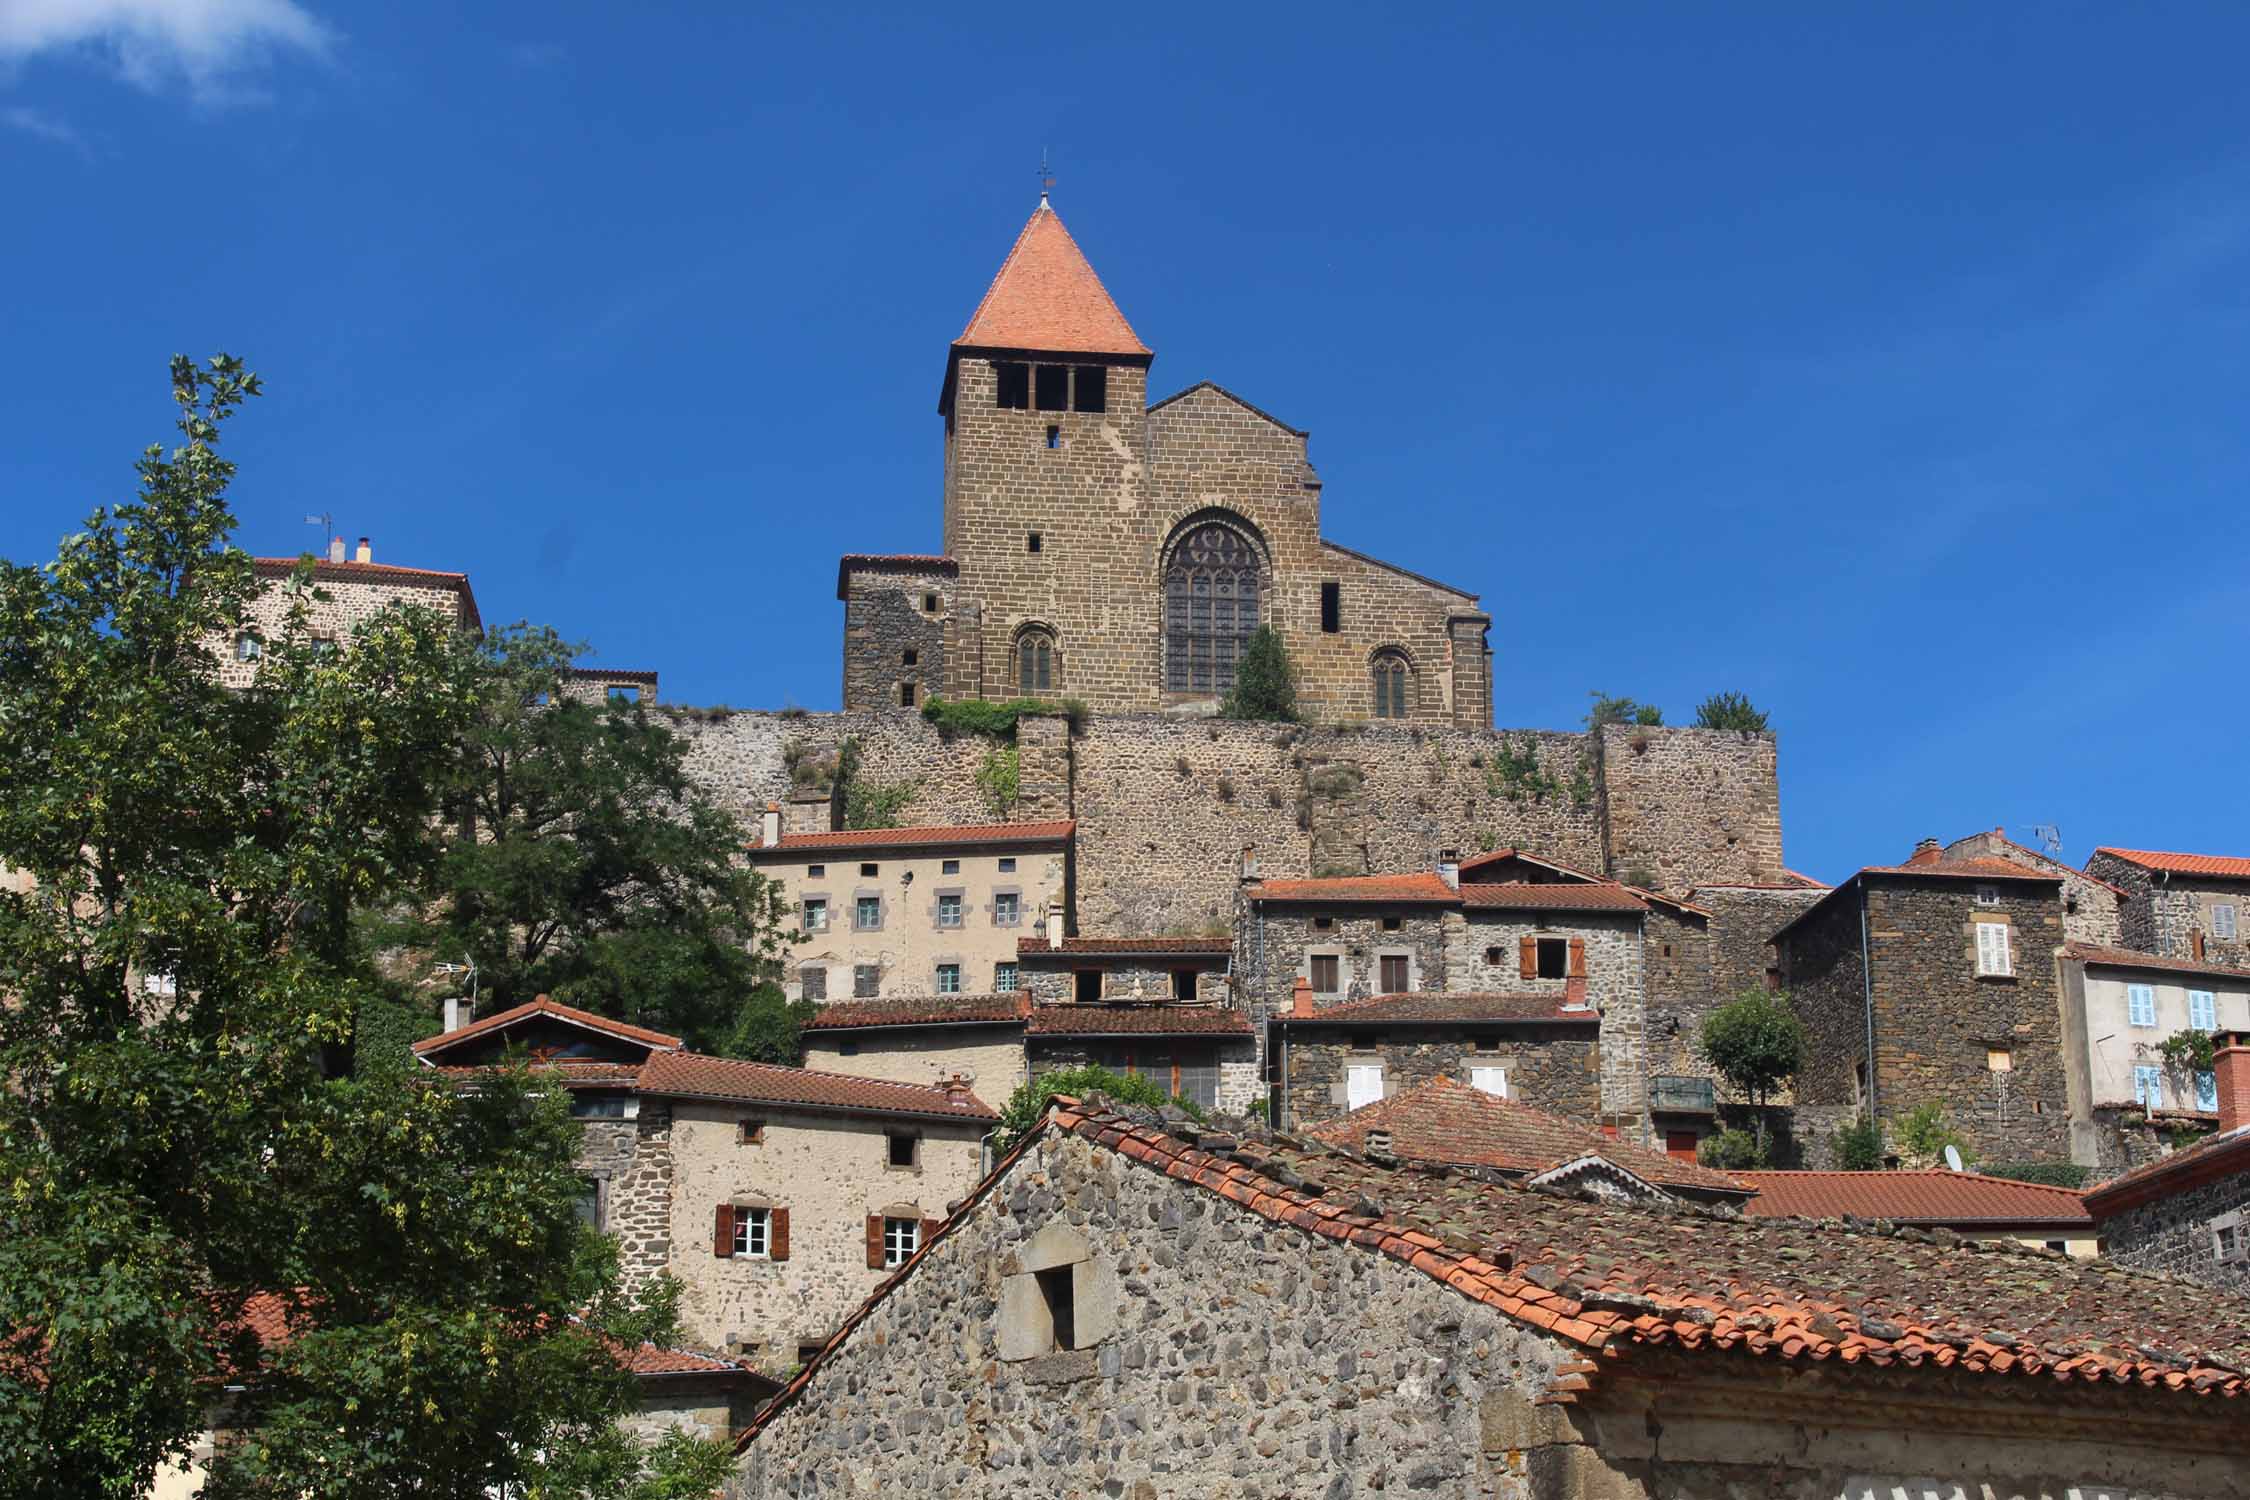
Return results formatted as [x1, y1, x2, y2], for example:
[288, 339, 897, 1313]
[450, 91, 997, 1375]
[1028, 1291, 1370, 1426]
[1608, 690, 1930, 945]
[2134, 1066, 2164, 1109]
[2128, 985, 2156, 1027]
[2189, 990, 2217, 1031]
[2197, 1071, 2220, 1112]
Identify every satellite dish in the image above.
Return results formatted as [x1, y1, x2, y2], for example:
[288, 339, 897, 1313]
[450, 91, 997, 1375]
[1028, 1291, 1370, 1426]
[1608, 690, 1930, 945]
[1943, 1144, 1964, 1172]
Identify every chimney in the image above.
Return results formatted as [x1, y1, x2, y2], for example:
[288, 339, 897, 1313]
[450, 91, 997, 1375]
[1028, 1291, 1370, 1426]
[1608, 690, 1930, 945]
[2216, 1031, 2250, 1134]
[1437, 848, 1460, 891]
[354, 536, 372, 564]
[442, 996, 468, 1033]
[1044, 903, 1064, 950]
[326, 535, 345, 564]
[941, 1074, 975, 1109]
[1292, 976, 1316, 1020]
[759, 801, 781, 849]
[1908, 837, 1943, 867]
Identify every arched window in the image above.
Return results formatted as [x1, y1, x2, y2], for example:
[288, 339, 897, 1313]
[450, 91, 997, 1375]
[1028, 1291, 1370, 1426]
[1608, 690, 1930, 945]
[1372, 651, 1410, 719]
[1016, 629, 1055, 694]
[1163, 518, 1262, 694]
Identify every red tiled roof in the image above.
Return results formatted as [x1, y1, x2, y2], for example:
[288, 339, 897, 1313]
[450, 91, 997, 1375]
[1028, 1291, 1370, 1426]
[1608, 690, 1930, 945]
[1305, 1077, 1750, 1198]
[1780, 869, 1830, 889]
[1025, 1005, 1253, 1038]
[804, 995, 1028, 1032]
[1248, 872, 1459, 905]
[1459, 882, 1648, 913]
[753, 820, 1073, 855]
[636, 1051, 997, 1122]
[1947, 829, 2130, 897]
[1454, 849, 1708, 918]
[412, 996, 682, 1058]
[1734, 1171, 2093, 1229]
[955, 202, 1147, 356]
[1016, 935, 1233, 958]
[2063, 943, 2250, 983]
[1285, 993, 1600, 1026]
[2083, 1125, 2250, 1217]
[2093, 848, 2250, 881]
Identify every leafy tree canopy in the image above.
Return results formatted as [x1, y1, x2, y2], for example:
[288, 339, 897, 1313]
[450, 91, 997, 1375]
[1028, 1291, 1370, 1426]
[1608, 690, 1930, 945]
[1698, 989, 1804, 1155]
[0, 356, 723, 1496]
[1586, 691, 1663, 728]
[1692, 691, 1770, 733]
[1219, 624, 1298, 722]
[993, 1065, 1203, 1154]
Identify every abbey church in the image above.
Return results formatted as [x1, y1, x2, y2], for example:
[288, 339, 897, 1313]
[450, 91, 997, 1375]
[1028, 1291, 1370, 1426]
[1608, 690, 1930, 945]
[840, 198, 1493, 726]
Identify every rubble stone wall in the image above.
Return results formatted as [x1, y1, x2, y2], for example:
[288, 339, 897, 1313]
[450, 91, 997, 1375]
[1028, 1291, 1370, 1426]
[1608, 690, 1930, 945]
[2098, 1167, 2250, 1292]
[1281, 1025, 1601, 1130]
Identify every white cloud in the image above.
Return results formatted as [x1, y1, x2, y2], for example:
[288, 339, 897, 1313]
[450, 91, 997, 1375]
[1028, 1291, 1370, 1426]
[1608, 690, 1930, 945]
[2, 102, 89, 151]
[0, 0, 334, 99]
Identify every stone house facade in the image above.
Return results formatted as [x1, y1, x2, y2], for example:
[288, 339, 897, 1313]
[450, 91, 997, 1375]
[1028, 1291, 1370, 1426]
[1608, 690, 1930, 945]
[2087, 846, 2250, 968]
[1944, 827, 2123, 946]
[1775, 841, 2071, 1163]
[210, 539, 481, 688]
[839, 197, 1493, 726]
[410, 997, 1000, 1367]
[2057, 944, 2250, 1165]
[744, 819, 1071, 1004]
[731, 1094, 2250, 1499]
[2086, 1036, 2250, 1292]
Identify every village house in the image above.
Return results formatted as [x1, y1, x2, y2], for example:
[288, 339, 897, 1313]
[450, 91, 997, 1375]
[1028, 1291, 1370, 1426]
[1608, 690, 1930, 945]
[2084, 1032, 2250, 1293]
[730, 1092, 2250, 1499]
[209, 537, 483, 687]
[744, 817, 1071, 1005]
[2058, 942, 2250, 1167]
[411, 997, 999, 1366]
[1944, 827, 2125, 946]
[1734, 1169, 2099, 1257]
[1772, 838, 2072, 1163]
[2086, 847, 2250, 968]
[799, 992, 1032, 1097]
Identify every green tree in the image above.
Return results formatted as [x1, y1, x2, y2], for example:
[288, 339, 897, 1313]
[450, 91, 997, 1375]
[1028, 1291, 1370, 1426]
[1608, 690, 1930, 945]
[1832, 1114, 1885, 1170]
[1586, 691, 1663, 728]
[1697, 989, 1805, 1155]
[1220, 624, 1298, 722]
[379, 623, 794, 1054]
[1891, 1099, 1970, 1168]
[0, 356, 723, 1496]
[716, 980, 818, 1066]
[993, 1065, 1202, 1154]
[1692, 691, 1769, 732]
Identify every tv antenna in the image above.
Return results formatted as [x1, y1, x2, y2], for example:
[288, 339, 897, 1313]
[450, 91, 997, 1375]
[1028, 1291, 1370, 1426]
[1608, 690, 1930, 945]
[2027, 824, 2063, 856]
[303, 512, 336, 552]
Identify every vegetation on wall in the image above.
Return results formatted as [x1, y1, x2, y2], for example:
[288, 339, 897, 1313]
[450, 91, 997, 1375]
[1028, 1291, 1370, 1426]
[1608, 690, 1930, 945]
[921, 695, 1087, 740]
[1698, 989, 1805, 1156]
[1693, 691, 1770, 733]
[1219, 624, 1299, 722]
[2159, 1027, 2216, 1074]
[976, 745, 1021, 817]
[1482, 734, 1564, 804]
[1586, 691, 1663, 728]
[0, 356, 726, 1496]
[835, 736, 917, 830]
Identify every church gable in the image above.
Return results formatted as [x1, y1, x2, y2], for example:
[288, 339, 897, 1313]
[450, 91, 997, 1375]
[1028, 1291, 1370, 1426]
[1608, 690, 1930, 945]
[1146, 380, 1316, 478]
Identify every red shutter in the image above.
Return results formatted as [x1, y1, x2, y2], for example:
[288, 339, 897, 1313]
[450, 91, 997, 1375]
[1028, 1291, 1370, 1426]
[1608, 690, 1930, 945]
[920, 1217, 943, 1251]
[713, 1203, 734, 1259]
[865, 1214, 885, 1269]
[1568, 938, 1587, 979]
[770, 1207, 790, 1262]
[1518, 935, 1537, 980]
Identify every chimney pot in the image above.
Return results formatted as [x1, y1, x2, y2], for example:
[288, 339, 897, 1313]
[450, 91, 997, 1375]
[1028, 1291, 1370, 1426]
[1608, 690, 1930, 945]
[354, 536, 371, 564]
[326, 535, 345, 564]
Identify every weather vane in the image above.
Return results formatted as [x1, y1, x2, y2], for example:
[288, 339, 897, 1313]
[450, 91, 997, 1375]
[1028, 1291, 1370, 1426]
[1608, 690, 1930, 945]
[1038, 149, 1054, 203]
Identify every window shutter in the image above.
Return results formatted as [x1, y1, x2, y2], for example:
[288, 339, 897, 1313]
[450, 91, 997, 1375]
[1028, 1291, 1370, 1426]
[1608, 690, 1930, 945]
[1567, 938, 1587, 979]
[713, 1203, 734, 1259]
[770, 1207, 790, 1262]
[1518, 936, 1537, 980]
[865, 1214, 885, 1270]
[920, 1216, 943, 1249]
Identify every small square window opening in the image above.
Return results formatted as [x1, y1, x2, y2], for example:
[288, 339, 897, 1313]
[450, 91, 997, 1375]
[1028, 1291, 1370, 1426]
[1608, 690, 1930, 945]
[807, 863, 826, 879]
[941, 859, 960, 875]
[998, 857, 1016, 873]
[887, 1133, 919, 1169]
[1026, 532, 1042, 554]
[738, 1119, 765, 1145]
[1535, 938, 1569, 980]
[903, 648, 918, 666]
[1381, 916, 1401, 932]
[1045, 424, 1061, 449]
[1074, 970, 1102, 1003]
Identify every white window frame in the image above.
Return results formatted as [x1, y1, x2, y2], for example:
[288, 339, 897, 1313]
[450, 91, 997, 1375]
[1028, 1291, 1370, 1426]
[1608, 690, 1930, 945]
[935, 963, 961, 994]
[233, 632, 261, 662]
[802, 897, 829, 933]
[883, 1215, 920, 1269]
[1469, 1066, 1509, 1098]
[2189, 989, 2218, 1031]
[2215, 1210, 2247, 1265]
[1345, 1064, 1384, 1111]
[993, 891, 1021, 927]
[2127, 983, 2157, 1028]
[732, 1206, 770, 1260]
[1974, 883, 2000, 908]
[2133, 1065, 2164, 1110]
[1973, 920, 2013, 977]
[2215, 903, 2239, 941]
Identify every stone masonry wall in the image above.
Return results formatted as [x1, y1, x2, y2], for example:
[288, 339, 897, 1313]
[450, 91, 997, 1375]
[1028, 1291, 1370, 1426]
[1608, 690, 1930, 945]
[213, 570, 469, 689]
[1244, 906, 1452, 1020]
[604, 1100, 675, 1290]
[2099, 1167, 2250, 1292]
[1283, 1026, 1602, 1130]
[840, 564, 953, 713]
[732, 1125, 1572, 1499]
[1640, 905, 1715, 1083]
[1451, 911, 1643, 1119]
[1946, 832, 2122, 948]
[1597, 725, 1783, 895]
[1777, 892, 1870, 1114]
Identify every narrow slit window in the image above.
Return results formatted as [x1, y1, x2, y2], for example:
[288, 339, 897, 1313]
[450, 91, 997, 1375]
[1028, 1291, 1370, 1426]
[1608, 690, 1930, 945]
[1027, 532, 1042, 553]
[1072, 365, 1107, 412]
[1319, 582, 1340, 633]
[1036, 1266, 1076, 1350]
[1044, 425, 1060, 449]
[898, 682, 917, 707]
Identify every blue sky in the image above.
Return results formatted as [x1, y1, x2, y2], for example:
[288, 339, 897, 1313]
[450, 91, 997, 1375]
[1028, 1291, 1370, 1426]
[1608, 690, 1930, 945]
[4, 3, 2246, 883]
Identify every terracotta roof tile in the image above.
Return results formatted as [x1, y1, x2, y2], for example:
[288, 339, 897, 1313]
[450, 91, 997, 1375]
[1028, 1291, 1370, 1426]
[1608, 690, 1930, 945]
[2063, 943, 2250, 982]
[1025, 1004, 1253, 1037]
[2093, 848, 2250, 881]
[753, 820, 1072, 855]
[803, 994, 1028, 1032]
[412, 996, 682, 1057]
[1248, 872, 1459, 905]
[1283, 993, 1599, 1026]
[1016, 935, 1233, 958]
[637, 1051, 997, 1122]
[955, 202, 1147, 356]
[1459, 882, 1648, 913]
[1733, 1171, 2094, 1228]
[1305, 1077, 1750, 1198]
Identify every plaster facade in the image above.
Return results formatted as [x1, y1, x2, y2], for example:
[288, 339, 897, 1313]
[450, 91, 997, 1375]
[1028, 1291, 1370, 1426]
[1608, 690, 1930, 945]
[2058, 952, 2250, 1164]
[801, 1018, 1030, 1098]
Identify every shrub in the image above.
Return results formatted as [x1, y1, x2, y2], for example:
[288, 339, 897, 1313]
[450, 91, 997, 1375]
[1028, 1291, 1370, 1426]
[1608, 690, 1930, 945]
[354, 994, 443, 1077]
[920, 696, 1076, 741]
[1586, 692, 1662, 729]
[1219, 625, 1298, 722]
[1891, 1100, 1969, 1168]
[716, 983, 816, 1066]
[975, 746, 1020, 817]
[2159, 1028, 2216, 1073]
[1982, 1160, 2090, 1190]
[993, 1065, 1203, 1154]
[1693, 691, 1769, 733]
[1698, 1128, 1767, 1170]
[1215, 774, 1236, 802]
[1831, 1115, 1885, 1171]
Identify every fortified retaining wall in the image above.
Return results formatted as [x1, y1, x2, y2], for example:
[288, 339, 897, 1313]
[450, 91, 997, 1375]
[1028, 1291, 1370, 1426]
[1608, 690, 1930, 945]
[664, 708, 1784, 936]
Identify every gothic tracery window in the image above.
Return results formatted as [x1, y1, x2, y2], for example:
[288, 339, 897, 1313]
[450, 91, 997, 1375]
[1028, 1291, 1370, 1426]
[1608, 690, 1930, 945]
[1163, 520, 1262, 695]
[1372, 652, 1410, 719]
[1017, 629, 1055, 694]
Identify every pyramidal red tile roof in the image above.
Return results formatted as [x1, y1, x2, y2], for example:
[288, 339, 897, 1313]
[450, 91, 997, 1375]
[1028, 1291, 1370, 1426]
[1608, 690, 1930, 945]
[637, 1051, 997, 1122]
[1024, 1004, 1253, 1038]
[955, 201, 1147, 356]
[1734, 1171, 2094, 1229]
[412, 996, 682, 1058]
[753, 820, 1073, 855]
[2094, 848, 2250, 881]
[1304, 1076, 1750, 1198]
